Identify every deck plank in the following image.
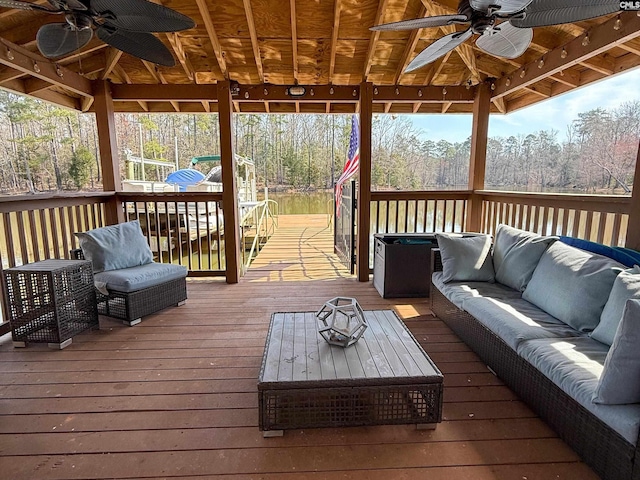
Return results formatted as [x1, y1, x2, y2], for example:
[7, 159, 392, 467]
[0, 214, 599, 479]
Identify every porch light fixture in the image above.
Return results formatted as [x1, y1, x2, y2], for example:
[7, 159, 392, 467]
[6, 48, 13, 60]
[582, 34, 590, 47]
[33, 61, 40, 73]
[316, 297, 367, 348]
[538, 58, 545, 69]
[520, 69, 526, 78]
[287, 85, 306, 96]
[505, 77, 511, 87]
[561, 48, 568, 59]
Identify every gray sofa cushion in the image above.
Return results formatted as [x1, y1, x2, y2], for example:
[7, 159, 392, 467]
[463, 296, 584, 350]
[593, 300, 640, 404]
[436, 233, 495, 283]
[94, 262, 187, 293]
[523, 241, 624, 332]
[591, 266, 640, 346]
[76, 220, 153, 273]
[518, 337, 640, 445]
[492, 224, 556, 292]
[432, 271, 520, 309]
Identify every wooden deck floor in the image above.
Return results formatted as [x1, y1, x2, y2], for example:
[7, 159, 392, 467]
[0, 214, 599, 479]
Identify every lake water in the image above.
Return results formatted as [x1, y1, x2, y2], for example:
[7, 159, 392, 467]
[258, 190, 334, 215]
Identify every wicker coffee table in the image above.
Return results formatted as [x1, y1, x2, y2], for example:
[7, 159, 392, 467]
[258, 309, 443, 436]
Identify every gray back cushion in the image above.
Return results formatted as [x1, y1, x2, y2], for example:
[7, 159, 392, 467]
[76, 220, 154, 273]
[591, 266, 640, 346]
[593, 299, 640, 404]
[522, 241, 623, 332]
[436, 233, 495, 283]
[492, 224, 556, 291]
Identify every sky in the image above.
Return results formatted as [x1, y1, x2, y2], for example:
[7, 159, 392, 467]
[404, 68, 640, 144]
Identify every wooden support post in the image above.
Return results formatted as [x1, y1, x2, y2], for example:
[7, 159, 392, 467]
[466, 81, 491, 233]
[218, 80, 241, 284]
[625, 139, 640, 250]
[357, 82, 373, 282]
[93, 80, 124, 225]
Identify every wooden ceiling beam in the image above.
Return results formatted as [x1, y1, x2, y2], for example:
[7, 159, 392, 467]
[290, 0, 299, 83]
[0, 65, 24, 83]
[166, 32, 195, 82]
[101, 48, 122, 80]
[363, 0, 390, 80]
[141, 60, 180, 112]
[492, 12, 640, 100]
[0, 37, 92, 97]
[374, 85, 476, 102]
[493, 96, 506, 113]
[328, 0, 341, 82]
[195, 0, 228, 79]
[113, 64, 148, 111]
[111, 84, 217, 102]
[242, 0, 263, 82]
[578, 54, 615, 75]
[394, 5, 426, 84]
[550, 69, 580, 87]
[0, 78, 80, 110]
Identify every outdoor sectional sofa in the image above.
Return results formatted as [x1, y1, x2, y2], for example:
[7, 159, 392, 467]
[429, 226, 640, 480]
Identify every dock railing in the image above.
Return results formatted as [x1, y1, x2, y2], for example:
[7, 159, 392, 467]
[240, 199, 279, 273]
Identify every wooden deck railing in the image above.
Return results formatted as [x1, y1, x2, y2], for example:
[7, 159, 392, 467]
[0, 192, 114, 334]
[477, 190, 632, 247]
[370, 191, 472, 236]
[118, 192, 226, 276]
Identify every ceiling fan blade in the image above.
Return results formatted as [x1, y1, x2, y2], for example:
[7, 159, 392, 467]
[96, 26, 175, 66]
[36, 22, 92, 58]
[406, 29, 473, 73]
[0, 0, 55, 11]
[470, 0, 533, 15]
[371, 14, 469, 31]
[511, 0, 620, 28]
[90, 0, 194, 32]
[47, 0, 87, 10]
[476, 22, 532, 58]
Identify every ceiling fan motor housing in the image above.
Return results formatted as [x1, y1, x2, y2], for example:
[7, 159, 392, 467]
[65, 12, 92, 30]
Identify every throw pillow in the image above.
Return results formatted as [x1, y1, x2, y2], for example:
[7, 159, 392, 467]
[492, 224, 557, 291]
[522, 241, 623, 332]
[591, 266, 640, 346]
[76, 220, 154, 273]
[436, 233, 495, 283]
[593, 299, 640, 404]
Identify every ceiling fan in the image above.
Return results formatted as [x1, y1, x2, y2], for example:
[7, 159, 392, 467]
[0, 0, 195, 66]
[371, 0, 621, 73]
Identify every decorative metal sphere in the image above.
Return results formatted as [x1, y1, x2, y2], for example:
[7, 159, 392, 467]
[316, 297, 367, 347]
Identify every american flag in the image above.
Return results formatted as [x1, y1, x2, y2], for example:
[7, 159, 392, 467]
[335, 115, 360, 215]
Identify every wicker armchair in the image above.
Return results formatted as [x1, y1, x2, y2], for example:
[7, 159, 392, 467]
[71, 248, 187, 326]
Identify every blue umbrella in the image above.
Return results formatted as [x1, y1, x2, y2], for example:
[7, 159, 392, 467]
[165, 169, 206, 191]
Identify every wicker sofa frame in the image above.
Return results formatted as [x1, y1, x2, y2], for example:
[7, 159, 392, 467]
[430, 249, 640, 480]
[72, 249, 187, 326]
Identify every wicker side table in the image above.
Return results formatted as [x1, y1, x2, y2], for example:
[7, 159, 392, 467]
[4, 259, 99, 349]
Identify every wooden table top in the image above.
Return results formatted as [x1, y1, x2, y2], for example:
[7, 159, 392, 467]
[258, 310, 442, 389]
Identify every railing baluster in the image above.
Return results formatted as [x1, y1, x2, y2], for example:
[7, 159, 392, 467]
[3, 212, 16, 268]
[39, 209, 50, 260]
[49, 208, 60, 258]
[441, 200, 448, 233]
[216, 201, 223, 269]
[15, 211, 29, 266]
[584, 211, 594, 241]
[550, 207, 558, 236]
[612, 213, 623, 247]
[596, 212, 607, 244]
[28, 210, 40, 262]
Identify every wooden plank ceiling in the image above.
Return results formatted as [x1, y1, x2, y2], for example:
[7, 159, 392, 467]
[0, 0, 638, 114]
